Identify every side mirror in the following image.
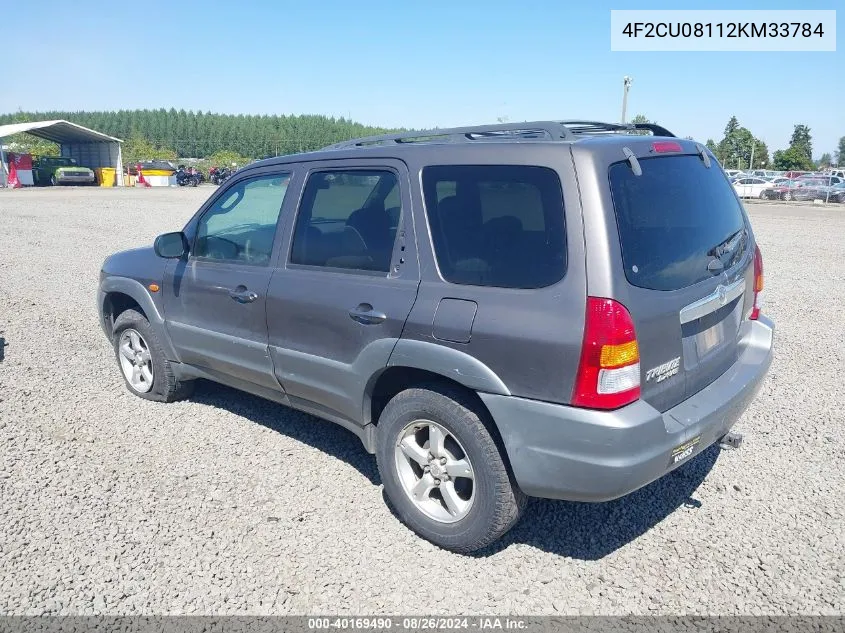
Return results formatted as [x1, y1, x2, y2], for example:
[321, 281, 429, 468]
[154, 232, 188, 258]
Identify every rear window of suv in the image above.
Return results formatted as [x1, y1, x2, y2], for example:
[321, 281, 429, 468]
[422, 165, 566, 289]
[608, 155, 748, 291]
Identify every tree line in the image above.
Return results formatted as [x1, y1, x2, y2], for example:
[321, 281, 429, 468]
[0, 109, 399, 160]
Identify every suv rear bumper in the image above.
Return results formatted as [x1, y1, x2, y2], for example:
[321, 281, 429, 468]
[480, 316, 774, 502]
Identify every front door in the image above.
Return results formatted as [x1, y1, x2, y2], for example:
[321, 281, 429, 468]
[163, 170, 293, 390]
[265, 161, 419, 425]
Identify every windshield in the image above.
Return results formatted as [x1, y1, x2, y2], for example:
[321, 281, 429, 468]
[609, 155, 748, 291]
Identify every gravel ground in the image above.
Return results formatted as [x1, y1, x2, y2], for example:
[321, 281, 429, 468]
[0, 187, 842, 616]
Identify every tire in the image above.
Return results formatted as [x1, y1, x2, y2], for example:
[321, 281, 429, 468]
[50, 175, 57, 186]
[111, 309, 194, 402]
[376, 385, 526, 553]
[758, 190, 767, 199]
[783, 191, 793, 201]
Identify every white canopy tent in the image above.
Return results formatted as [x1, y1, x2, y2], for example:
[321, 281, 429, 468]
[0, 120, 123, 187]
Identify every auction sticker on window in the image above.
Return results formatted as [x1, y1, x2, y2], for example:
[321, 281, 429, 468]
[611, 10, 836, 51]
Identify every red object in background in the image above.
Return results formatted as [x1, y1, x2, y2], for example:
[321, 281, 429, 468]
[136, 164, 151, 188]
[7, 156, 20, 188]
[12, 153, 32, 170]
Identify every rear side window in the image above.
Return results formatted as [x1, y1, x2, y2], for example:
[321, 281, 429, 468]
[422, 165, 566, 289]
[609, 156, 747, 291]
[290, 170, 400, 273]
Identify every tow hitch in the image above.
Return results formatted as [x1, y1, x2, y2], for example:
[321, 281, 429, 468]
[719, 432, 744, 450]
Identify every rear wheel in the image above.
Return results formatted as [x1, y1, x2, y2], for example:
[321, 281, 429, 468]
[112, 309, 194, 402]
[758, 190, 767, 199]
[783, 191, 793, 201]
[50, 175, 57, 186]
[376, 385, 525, 553]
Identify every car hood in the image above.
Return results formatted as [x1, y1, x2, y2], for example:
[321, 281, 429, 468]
[101, 246, 167, 282]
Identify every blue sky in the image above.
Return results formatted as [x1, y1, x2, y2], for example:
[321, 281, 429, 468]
[2, 0, 840, 156]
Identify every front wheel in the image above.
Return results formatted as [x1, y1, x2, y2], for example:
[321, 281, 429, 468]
[376, 385, 525, 553]
[50, 175, 57, 186]
[759, 190, 767, 199]
[783, 191, 793, 201]
[112, 309, 194, 402]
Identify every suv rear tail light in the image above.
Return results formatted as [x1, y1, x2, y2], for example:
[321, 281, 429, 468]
[750, 244, 764, 320]
[572, 297, 641, 410]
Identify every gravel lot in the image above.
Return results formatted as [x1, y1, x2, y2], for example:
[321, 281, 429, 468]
[0, 187, 842, 616]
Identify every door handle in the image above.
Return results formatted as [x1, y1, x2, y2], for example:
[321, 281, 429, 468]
[229, 286, 259, 303]
[349, 303, 387, 325]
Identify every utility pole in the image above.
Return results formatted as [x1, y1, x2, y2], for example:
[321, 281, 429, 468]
[749, 141, 755, 172]
[621, 76, 632, 124]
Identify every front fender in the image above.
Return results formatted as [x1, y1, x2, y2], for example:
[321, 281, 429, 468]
[98, 276, 179, 361]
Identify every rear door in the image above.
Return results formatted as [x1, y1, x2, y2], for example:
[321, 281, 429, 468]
[265, 159, 419, 425]
[603, 150, 754, 412]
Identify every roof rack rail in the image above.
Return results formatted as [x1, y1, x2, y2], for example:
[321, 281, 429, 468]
[559, 120, 676, 137]
[322, 120, 675, 150]
[322, 121, 575, 150]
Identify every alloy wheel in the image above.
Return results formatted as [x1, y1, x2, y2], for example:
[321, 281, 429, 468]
[393, 420, 475, 523]
[117, 329, 154, 393]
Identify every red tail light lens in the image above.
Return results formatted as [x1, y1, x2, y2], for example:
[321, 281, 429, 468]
[750, 244, 764, 320]
[572, 297, 641, 410]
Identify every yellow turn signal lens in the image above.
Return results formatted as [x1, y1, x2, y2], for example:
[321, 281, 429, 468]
[148, 283, 160, 293]
[599, 340, 639, 368]
[754, 273, 764, 293]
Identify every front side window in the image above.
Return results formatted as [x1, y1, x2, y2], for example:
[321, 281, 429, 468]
[194, 172, 291, 265]
[422, 165, 567, 289]
[290, 170, 400, 273]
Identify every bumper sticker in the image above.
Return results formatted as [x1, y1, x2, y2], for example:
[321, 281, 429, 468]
[670, 435, 701, 466]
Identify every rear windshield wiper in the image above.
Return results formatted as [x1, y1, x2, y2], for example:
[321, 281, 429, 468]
[706, 228, 747, 273]
[707, 228, 745, 259]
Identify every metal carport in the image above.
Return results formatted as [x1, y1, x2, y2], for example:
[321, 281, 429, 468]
[0, 120, 123, 187]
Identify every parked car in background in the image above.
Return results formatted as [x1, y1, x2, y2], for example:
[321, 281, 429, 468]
[749, 170, 780, 179]
[724, 169, 745, 179]
[733, 177, 773, 198]
[822, 182, 845, 203]
[802, 179, 845, 202]
[32, 156, 96, 186]
[763, 180, 804, 200]
[768, 178, 836, 201]
[783, 170, 810, 179]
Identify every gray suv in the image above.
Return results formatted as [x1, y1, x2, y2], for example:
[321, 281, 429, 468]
[98, 121, 774, 552]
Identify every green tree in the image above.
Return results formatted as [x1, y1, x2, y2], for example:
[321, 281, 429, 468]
[712, 117, 768, 169]
[209, 149, 251, 168]
[772, 146, 814, 171]
[836, 136, 845, 166]
[705, 138, 718, 154]
[122, 134, 177, 167]
[5, 133, 60, 156]
[630, 114, 650, 124]
[0, 109, 399, 161]
[752, 139, 770, 169]
[818, 153, 833, 168]
[788, 124, 812, 162]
